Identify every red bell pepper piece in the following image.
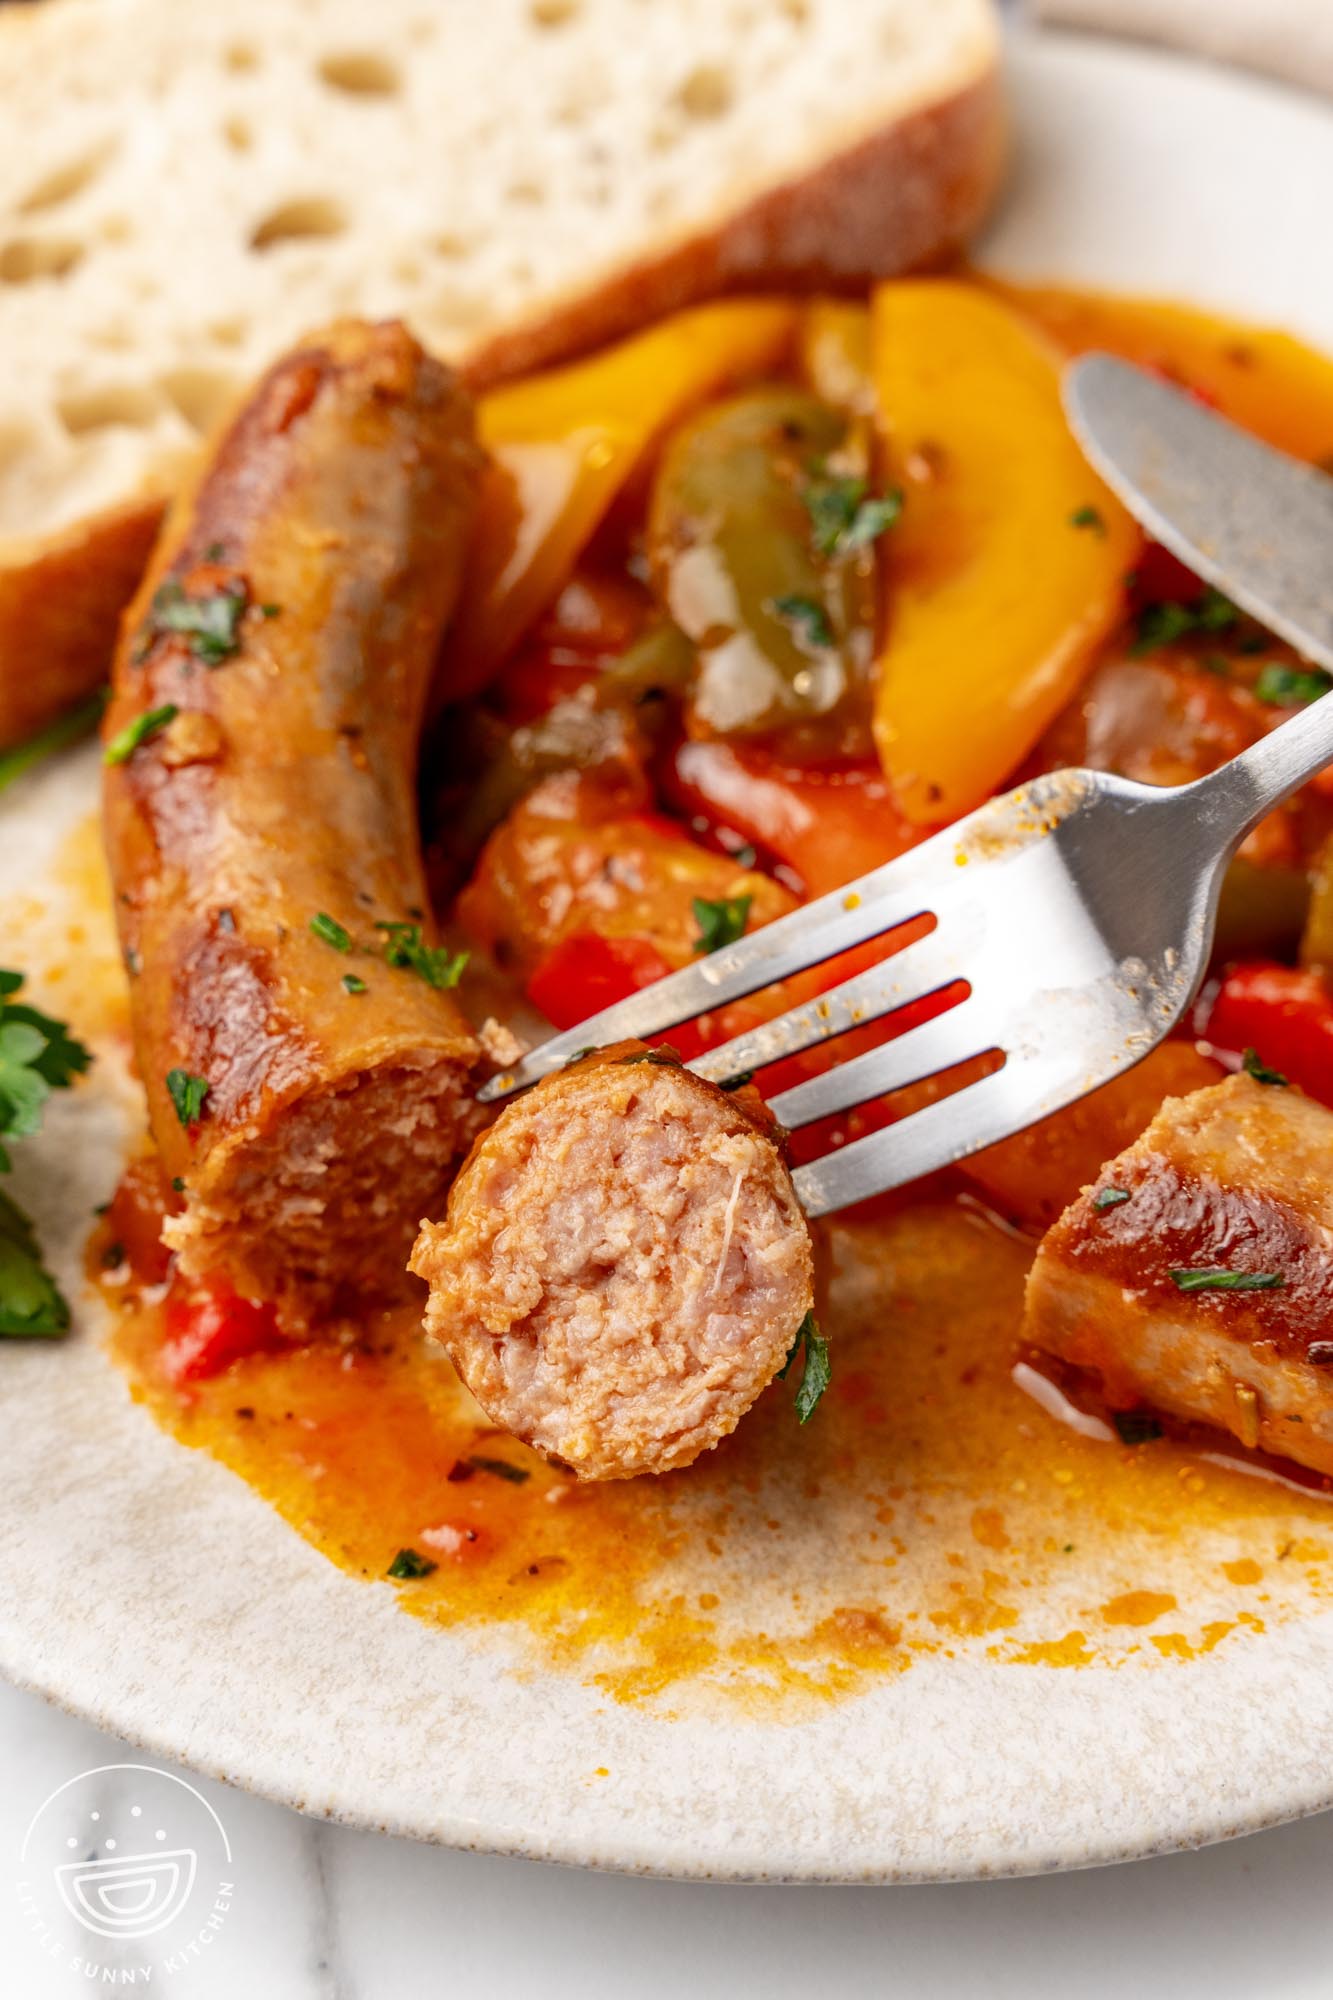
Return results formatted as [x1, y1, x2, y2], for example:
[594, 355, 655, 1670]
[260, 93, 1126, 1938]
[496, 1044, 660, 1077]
[1201, 961, 1333, 1107]
[525, 931, 674, 1031]
[162, 1278, 287, 1385]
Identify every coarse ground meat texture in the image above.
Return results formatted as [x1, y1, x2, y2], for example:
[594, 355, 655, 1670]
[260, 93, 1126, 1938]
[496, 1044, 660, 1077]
[409, 1043, 815, 1479]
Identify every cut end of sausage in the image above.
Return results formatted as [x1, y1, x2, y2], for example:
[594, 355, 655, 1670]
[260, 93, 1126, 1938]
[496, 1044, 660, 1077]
[409, 1044, 815, 1480]
[167, 1050, 478, 1317]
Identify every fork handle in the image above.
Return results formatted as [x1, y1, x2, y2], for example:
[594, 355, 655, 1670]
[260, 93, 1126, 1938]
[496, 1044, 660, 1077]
[1185, 691, 1333, 853]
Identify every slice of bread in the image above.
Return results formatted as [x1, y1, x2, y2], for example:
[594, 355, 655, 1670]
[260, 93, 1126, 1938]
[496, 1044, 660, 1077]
[0, 0, 1005, 745]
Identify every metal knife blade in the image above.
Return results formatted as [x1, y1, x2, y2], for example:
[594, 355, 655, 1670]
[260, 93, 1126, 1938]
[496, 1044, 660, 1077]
[1063, 353, 1333, 675]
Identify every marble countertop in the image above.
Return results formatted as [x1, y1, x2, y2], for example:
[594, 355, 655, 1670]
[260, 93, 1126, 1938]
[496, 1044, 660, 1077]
[2, 1676, 1332, 1999]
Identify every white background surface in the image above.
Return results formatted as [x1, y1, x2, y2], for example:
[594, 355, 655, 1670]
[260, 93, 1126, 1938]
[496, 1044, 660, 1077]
[3, 1677, 1333, 1998]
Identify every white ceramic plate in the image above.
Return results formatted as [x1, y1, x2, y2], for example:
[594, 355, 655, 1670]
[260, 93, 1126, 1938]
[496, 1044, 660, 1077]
[5, 29, 1333, 1884]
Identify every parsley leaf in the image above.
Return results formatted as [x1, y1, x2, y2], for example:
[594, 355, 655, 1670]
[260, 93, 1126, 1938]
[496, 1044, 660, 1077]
[387, 1547, 437, 1579]
[802, 475, 903, 559]
[1070, 504, 1107, 535]
[144, 578, 248, 666]
[0, 693, 106, 797]
[1131, 587, 1239, 656]
[103, 703, 178, 766]
[165, 1068, 210, 1128]
[778, 1309, 831, 1423]
[1242, 1047, 1288, 1087]
[310, 912, 353, 952]
[618, 1048, 681, 1068]
[467, 1455, 531, 1485]
[1253, 663, 1333, 707]
[341, 973, 367, 996]
[1169, 1268, 1284, 1293]
[0, 973, 91, 1338]
[0, 1190, 69, 1338]
[769, 594, 834, 651]
[692, 894, 751, 955]
[1093, 1186, 1131, 1211]
[375, 923, 468, 990]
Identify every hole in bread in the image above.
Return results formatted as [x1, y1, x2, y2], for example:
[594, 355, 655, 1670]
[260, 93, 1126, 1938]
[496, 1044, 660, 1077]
[224, 42, 259, 72]
[316, 51, 401, 95]
[0, 237, 84, 284]
[432, 232, 469, 259]
[56, 383, 162, 436]
[160, 367, 236, 435]
[505, 180, 543, 207]
[18, 143, 116, 216]
[676, 64, 735, 119]
[530, 0, 579, 23]
[208, 318, 248, 348]
[101, 214, 133, 244]
[250, 197, 348, 251]
[393, 256, 423, 285]
[222, 115, 253, 153]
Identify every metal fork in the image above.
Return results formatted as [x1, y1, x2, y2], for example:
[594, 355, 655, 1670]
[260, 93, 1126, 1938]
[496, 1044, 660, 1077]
[481, 358, 1333, 1217]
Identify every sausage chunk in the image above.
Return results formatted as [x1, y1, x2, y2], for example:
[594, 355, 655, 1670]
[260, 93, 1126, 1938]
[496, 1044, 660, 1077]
[103, 320, 483, 1314]
[409, 1044, 815, 1479]
[1024, 1072, 1333, 1474]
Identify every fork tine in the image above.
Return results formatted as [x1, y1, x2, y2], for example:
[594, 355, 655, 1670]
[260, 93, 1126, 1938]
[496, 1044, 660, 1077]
[686, 926, 974, 1085]
[477, 825, 966, 1100]
[766, 1003, 991, 1130]
[792, 1052, 1094, 1217]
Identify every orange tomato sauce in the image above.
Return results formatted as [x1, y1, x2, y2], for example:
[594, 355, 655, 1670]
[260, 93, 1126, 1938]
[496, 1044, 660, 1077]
[84, 282, 1333, 1711]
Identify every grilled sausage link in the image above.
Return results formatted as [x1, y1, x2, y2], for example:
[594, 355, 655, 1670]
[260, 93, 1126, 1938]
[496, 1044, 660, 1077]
[410, 1042, 815, 1478]
[103, 320, 483, 1315]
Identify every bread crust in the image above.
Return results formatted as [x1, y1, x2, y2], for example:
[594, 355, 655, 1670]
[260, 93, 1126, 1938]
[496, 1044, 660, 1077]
[2, 43, 1004, 746]
[0, 495, 165, 748]
[462, 63, 1007, 389]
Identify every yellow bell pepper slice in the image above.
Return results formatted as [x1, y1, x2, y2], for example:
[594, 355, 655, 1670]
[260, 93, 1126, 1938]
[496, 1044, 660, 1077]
[444, 299, 798, 700]
[870, 281, 1141, 825]
[985, 279, 1333, 464]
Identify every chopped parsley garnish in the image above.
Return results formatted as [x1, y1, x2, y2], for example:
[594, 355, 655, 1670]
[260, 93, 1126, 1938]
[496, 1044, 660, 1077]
[1169, 1267, 1284, 1293]
[802, 475, 903, 559]
[564, 1046, 598, 1067]
[0, 971, 91, 1338]
[0, 692, 106, 797]
[1253, 663, 1333, 707]
[618, 1048, 681, 1068]
[1069, 504, 1107, 535]
[719, 1070, 755, 1092]
[467, 1455, 531, 1485]
[165, 1068, 210, 1128]
[387, 1547, 437, 1579]
[1093, 1186, 1131, 1211]
[375, 922, 468, 990]
[1131, 587, 1238, 656]
[144, 577, 248, 666]
[171, 1177, 185, 1193]
[103, 703, 178, 766]
[769, 593, 834, 651]
[1113, 1410, 1164, 1445]
[259, 603, 281, 619]
[341, 973, 367, 996]
[310, 911, 353, 952]
[693, 894, 751, 955]
[779, 1309, 831, 1424]
[1243, 1047, 1288, 1087]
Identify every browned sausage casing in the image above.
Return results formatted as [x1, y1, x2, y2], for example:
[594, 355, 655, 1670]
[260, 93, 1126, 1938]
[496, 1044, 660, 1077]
[103, 320, 483, 1315]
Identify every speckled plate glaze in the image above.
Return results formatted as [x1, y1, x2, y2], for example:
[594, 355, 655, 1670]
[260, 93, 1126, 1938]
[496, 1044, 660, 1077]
[5, 30, 1333, 1884]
